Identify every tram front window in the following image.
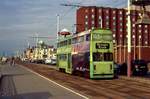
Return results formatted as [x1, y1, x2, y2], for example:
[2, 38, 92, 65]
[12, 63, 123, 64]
[104, 53, 113, 61]
[93, 52, 103, 61]
[93, 52, 113, 61]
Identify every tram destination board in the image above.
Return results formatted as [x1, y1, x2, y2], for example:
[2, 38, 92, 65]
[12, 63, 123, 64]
[96, 43, 109, 49]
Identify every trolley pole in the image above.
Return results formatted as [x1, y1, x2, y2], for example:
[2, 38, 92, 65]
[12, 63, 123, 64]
[127, 0, 132, 77]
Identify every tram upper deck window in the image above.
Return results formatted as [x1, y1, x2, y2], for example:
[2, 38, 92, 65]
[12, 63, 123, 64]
[64, 40, 67, 46]
[86, 34, 90, 41]
[72, 37, 77, 44]
[59, 54, 67, 61]
[78, 36, 84, 43]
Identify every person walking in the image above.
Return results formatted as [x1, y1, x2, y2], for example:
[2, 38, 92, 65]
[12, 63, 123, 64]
[10, 57, 15, 66]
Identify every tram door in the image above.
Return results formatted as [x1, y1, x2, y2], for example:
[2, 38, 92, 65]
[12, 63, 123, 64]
[67, 53, 72, 73]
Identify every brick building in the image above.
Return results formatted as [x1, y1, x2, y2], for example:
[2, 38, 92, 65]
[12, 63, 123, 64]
[76, 6, 150, 64]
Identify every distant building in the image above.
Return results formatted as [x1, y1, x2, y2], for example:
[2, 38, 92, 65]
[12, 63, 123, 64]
[76, 6, 150, 63]
[24, 41, 56, 62]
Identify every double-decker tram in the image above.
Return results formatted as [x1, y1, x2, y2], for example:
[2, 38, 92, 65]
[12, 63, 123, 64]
[57, 28, 114, 79]
[57, 35, 72, 74]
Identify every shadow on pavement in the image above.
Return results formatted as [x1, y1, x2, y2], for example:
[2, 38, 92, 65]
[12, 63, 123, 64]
[0, 92, 52, 99]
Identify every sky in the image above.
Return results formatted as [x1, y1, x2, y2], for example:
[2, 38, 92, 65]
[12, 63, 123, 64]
[0, 0, 127, 56]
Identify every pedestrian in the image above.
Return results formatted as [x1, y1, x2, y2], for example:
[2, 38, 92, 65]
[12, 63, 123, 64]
[10, 57, 15, 66]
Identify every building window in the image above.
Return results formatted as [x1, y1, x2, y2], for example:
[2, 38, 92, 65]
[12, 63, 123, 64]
[120, 34, 122, 38]
[85, 21, 88, 25]
[92, 27, 94, 29]
[132, 29, 135, 33]
[145, 30, 148, 33]
[145, 25, 148, 28]
[91, 9, 94, 12]
[92, 20, 95, 25]
[132, 18, 135, 21]
[85, 27, 88, 30]
[99, 16, 101, 19]
[99, 21, 101, 26]
[85, 15, 88, 19]
[138, 25, 142, 28]
[113, 11, 116, 14]
[106, 10, 109, 14]
[99, 9, 101, 13]
[120, 28, 123, 32]
[120, 23, 122, 26]
[138, 13, 142, 16]
[113, 40, 116, 43]
[139, 30, 141, 33]
[106, 16, 109, 19]
[113, 17, 116, 20]
[145, 41, 148, 45]
[139, 35, 141, 39]
[119, 11, 122, 14]
[85, 9, 88, 13]
[132, 24, 135, 27]
[119, 17, 123, 20]
[113, 28, 116, 31]
[92, 14, 95, 19]
[106, 22, 109, 25]
[113, 34, 116, 38]
[113, 22, 116, 25]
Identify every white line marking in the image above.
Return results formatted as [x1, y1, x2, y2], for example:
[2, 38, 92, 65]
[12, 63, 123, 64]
[19, 65, 89, 99]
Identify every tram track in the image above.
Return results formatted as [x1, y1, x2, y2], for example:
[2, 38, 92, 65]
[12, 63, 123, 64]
[19, 62, 150, 99]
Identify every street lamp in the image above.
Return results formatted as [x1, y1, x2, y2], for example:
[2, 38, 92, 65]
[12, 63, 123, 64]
[57, 14, 60, 40]
[127, 0, 132, 77]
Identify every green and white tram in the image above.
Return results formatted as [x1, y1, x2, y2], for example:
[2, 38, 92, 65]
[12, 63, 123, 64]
[57, 28, 114, 79]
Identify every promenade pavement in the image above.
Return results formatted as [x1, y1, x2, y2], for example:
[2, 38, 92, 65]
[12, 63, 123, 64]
[0, 64, 87, 99]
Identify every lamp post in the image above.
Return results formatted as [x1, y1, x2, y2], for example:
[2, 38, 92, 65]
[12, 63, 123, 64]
[57, 14, 60, 40]
[127, 0, 132, 77]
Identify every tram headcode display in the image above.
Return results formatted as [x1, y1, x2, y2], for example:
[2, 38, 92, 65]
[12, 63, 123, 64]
[96, 43, 109, 49]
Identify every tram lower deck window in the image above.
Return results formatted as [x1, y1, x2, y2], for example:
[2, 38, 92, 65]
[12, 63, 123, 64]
[93, 52, 113, 61]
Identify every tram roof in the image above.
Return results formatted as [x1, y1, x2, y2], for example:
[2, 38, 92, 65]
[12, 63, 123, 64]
[73, 28, 112, 37]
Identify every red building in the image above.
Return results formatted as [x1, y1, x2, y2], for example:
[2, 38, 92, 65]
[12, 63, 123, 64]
[76, 6, 150, 64]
